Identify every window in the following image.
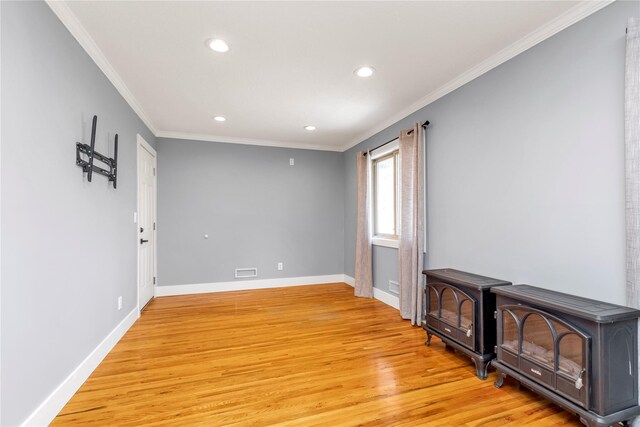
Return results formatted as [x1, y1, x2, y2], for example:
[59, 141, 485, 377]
[371, 140, 399, 248]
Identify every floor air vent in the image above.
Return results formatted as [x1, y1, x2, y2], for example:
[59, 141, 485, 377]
[389, 280, 399, 295]
[234, 268, 258, 279]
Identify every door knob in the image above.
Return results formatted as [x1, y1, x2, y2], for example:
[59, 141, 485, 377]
[140, 238, 149, 244]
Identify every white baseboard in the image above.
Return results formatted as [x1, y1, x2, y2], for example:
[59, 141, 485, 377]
[156, 274, 347, 296]
[22, 307, 139, 427]
[342, 274, 355, 287]
[342, 275, 400, 310]
[373, 287, 400, 310]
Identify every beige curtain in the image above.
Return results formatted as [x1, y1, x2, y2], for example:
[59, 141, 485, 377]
[626, 17, 640, 309]
[355, 152, 373, 298]
[398, 124, 425, 325]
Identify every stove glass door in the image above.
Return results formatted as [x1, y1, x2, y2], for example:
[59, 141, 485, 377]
[440, 288, 458, 326]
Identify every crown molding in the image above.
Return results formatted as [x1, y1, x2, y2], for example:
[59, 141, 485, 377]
[156, 131, 343, 152]
[47, 0, 613, 153]
[45, 1, 159, 135]
[340, 0, 615, 152]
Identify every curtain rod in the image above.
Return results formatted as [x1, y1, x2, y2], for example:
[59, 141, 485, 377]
[364, 120, 429, 156]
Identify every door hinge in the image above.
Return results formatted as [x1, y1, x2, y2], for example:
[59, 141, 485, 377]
[153, 277, 156, 285]
[153, 222, 156, 230]
[494, 311, 498, 319]
[153, 167, 156, 176]
[494, 346, 498, 353]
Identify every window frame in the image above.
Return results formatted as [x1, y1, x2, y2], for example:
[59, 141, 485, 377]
[370, 139, 400, 249]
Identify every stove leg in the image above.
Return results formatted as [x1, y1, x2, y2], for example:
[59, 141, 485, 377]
[425, 332, 433, 347]
[494, 372, 506, 388]
[473, 359, 490, 380]
[580, 417, 612, 427]
[578, 417, 609, 427]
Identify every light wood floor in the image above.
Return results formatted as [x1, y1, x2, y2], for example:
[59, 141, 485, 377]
[53, 283, 581, 426]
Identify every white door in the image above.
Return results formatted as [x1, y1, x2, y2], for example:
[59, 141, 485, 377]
[137, 135, 157, 311]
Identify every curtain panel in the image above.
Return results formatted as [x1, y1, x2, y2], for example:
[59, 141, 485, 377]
[398, 123, 425, 325]
[626, 17, 640, 309]
[355, 152, 373, 298]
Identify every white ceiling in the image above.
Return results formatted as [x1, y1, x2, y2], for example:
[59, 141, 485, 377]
[50, 1, 611, 151]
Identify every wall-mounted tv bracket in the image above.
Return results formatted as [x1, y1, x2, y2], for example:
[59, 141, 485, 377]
[76, 115, 118, 188]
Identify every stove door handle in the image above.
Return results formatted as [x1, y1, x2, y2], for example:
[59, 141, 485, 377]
[575, 369, 585, 389]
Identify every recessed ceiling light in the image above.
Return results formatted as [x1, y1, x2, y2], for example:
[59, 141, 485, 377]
[355, 66, 375, 78]
[206, 38, 229, 53]
[304, 125, 316, 131]
[213, 116, 226, 122]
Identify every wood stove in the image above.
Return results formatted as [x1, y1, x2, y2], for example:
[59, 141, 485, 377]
[423, 269, 511, 379]
[492, 285, 640, 427]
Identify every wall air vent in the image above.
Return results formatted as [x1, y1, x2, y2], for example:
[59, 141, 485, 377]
[389, 280, 400, 295]
[234, 268, 258, 279]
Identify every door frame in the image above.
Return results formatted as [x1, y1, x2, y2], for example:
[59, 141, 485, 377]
[136, 134, 157, 315]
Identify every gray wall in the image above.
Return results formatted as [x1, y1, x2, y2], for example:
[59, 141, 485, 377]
[1, 1, 636, 425]
[373, 246, 399, 295]
[1, 2, 156, 425]
[157, 138, 344, 286]
[344, 0, 637, 305]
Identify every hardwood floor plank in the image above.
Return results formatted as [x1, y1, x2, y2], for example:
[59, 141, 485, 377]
[52, 283, 582, 426]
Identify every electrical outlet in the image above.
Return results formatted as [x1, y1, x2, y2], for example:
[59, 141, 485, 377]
[277, 262, 283, 271]
[117, 296, 123, 311]
[289, 158, 294, 166]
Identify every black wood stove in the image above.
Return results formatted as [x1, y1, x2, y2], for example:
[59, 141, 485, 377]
[423, 269, 511, 379]
[492, 285, 640, 427]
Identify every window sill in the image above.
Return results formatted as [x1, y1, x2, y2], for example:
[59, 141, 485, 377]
[372, 237, 399, 249]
